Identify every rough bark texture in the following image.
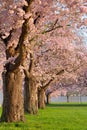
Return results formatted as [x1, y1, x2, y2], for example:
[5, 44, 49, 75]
[24, 74, 38, 114]
[38, 89, 45, 109]
[1, 68, 24, 122]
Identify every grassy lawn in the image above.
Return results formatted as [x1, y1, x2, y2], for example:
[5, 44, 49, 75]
[0, 103, 87, 130]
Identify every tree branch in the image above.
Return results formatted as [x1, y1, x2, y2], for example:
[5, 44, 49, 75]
[42, 19, 63, 34]
[42, 69, 64, 90]
[56, 69, 64, 75]
[4, 1, 32, 72]
[42, 25, 63, 34]
[43, 78, 53, 90]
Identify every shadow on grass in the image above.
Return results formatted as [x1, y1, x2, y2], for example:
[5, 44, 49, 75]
[46, 103, 87, 107]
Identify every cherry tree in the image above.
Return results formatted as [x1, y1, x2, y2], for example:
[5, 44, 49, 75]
[46, 65, 87, 104]
[0, 0, 35, 122]
[0, 0, 87, 122]
[24, 0, 87, 109]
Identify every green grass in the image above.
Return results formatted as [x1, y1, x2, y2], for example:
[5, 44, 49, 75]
[0, 103, 87, 130]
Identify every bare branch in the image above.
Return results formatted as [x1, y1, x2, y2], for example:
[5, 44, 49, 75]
[42, 69, 64, 90]
[42, 25, 63, 34]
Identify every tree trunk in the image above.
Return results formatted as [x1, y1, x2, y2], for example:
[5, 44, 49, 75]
[1, 68, 24, 122]
[79, 93, 81, 103]
[38, 89, 46, 109]
[24, 77, 29, 113]
[24, 74, 38, 114]
[46, 94, 51, 104]
[67, 95, 69, 103]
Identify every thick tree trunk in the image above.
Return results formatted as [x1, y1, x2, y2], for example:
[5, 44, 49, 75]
[38, 89, 46, 109]
[1, 68, 24, 122]
[24, 74, 38, 114]
[46, 94, 51, 104]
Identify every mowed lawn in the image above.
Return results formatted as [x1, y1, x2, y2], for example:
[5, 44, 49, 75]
[0, 103, 87, 130]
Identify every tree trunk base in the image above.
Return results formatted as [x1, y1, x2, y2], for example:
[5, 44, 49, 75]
[24, 74, 38, 114]
[38, 89, 45, 109]
[1, 69, 24, 122]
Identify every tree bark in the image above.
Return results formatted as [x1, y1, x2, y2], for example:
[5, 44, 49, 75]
[24, 74, 38, 114]
[38, 89, 46, 109]
[1, 68, 24, 122]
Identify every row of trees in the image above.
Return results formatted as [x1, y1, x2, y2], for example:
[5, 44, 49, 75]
[46, 69, 87, 104]
[0, 0, 87, 122]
